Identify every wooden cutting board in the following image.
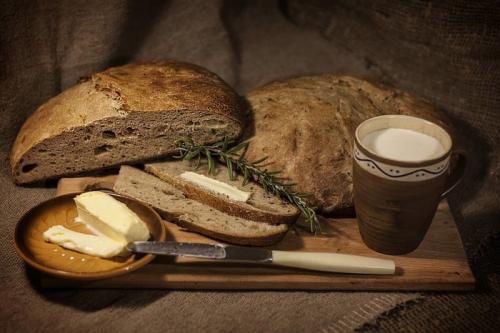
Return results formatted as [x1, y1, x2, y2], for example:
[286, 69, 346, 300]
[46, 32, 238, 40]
[40, 176, 475, 291]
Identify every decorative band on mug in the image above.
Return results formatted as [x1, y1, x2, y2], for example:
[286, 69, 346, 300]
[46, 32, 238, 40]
[353, 144, 449, 181]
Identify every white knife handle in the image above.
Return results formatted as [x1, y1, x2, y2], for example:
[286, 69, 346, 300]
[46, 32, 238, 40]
[271, 251, 395, 275]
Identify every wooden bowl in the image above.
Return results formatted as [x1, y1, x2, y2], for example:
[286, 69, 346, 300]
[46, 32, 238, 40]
[14, 192, 166, 280]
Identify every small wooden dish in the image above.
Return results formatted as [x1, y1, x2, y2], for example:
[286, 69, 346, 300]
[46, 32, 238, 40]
[14, 192, 166, 280]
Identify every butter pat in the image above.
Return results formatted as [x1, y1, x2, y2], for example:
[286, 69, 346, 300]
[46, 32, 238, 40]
[180, 171, 251, 202]
[43, 225, 124, 258]
[74, 191, 150, 245]
[43, 191, 150, 258]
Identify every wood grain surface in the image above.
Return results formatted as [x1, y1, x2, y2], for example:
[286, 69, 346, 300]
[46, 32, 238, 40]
[41, 176, 475, 290]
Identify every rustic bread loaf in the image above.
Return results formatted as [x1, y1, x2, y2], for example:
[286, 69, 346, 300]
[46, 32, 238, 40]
[145, 159, 299, 224]
[114, 166, 288, 246]
[11, 61, 244, 184]
[245, 75, 452, 214]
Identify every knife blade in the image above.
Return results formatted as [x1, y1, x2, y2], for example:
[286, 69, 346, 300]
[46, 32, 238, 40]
[128, 241, 395, 275]
[128, 241, 272, 262]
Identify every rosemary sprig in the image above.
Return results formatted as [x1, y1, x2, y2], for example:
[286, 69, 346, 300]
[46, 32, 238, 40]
[175, 136, 320, 233]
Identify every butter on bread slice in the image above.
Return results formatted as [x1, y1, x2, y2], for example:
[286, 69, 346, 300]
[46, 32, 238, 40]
[113, 166, 288, 246]
[144, 160, 299, 224]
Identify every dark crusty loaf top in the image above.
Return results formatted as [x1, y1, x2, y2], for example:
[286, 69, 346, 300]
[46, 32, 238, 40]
[245, 75, 452, 214]
[11, 61, 245, 184]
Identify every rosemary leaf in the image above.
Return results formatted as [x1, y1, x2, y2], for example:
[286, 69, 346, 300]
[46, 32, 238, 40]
[227, 159, 235, 181]
[222, 136, 230, 151]
[194, 154, 201, 170]
[243, 167, 250, 185]
[184, 148, 201, 161]
[227, 140, 249, 155]
[251, 156, 268, 165]
[206, 149, 215, 175]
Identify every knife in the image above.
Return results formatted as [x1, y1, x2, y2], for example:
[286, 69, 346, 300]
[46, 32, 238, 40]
[127, 241, 395, 275]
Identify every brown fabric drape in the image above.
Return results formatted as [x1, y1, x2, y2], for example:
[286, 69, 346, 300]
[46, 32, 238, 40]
[1, 0, 499, 331]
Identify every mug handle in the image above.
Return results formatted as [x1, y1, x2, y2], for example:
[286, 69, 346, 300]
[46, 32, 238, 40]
[441, 150, 467, 199]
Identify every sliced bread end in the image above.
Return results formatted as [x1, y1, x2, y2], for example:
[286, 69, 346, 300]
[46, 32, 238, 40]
[114, 165, 288, 246]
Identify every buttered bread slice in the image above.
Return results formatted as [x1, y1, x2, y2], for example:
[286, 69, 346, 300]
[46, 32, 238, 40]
[145, 160, 299, 224]
[114, 166, 288, 246]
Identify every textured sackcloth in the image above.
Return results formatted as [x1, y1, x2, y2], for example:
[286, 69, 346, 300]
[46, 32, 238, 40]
[0, 0, 498, 332]
[286, 1, 500, 331]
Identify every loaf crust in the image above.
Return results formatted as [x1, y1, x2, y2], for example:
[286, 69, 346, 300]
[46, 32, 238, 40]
[172, 218, 287, 246]
[11, 61, 244, 184]
[245, 75, 452, 214]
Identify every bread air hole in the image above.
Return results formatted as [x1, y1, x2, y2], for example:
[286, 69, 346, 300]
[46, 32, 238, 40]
[22, 163, 38, 173]
[124, 127, 137, 135]
[102, 130, 116, 139]
[94, 145, 112, 155]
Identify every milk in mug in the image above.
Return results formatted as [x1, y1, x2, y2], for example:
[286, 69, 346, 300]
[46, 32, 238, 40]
[361, 128, 446, 162]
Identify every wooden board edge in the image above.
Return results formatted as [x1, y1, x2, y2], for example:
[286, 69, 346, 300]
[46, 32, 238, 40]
[40, 276, 476, 291]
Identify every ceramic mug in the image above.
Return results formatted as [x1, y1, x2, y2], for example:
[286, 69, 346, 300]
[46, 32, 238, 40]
[353, 115, 466, 255]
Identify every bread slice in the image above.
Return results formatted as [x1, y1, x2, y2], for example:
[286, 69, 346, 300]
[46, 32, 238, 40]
[113, 166, 288, 246]
[144, 160, 299, 224]
[11, 61, 244, 184]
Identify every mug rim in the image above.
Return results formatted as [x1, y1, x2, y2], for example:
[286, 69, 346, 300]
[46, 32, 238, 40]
[354, 115, 452, 167]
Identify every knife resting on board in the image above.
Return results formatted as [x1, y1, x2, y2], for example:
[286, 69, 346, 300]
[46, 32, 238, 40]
[128, 241, 396, 275]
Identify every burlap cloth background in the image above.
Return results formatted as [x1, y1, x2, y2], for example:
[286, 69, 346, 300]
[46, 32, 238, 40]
[1, 1, 499, 332]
